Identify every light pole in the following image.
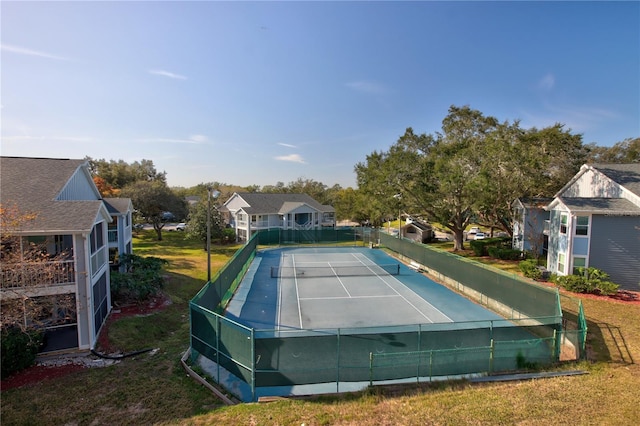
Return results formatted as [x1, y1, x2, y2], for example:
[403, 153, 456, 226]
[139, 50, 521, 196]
[207, 188, 221, 282]
[394, 193, 402, 239]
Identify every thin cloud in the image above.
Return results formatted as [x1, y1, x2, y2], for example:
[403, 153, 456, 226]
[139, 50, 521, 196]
[520, 103, 618, 133]
[538, 73, 555, 91]
[274, 154, 306, 164]
[1, 43, 68, 61]
[2, 135, 93, 142]
[345, 80, 389, 95]
[135, 135, 207, 144]
[148, 69, 187, 80]
[277, 142, 298, 148]
[189, 134, 209, 143]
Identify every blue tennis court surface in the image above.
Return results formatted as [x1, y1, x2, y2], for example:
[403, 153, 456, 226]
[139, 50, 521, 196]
[225, 247, 504, 330]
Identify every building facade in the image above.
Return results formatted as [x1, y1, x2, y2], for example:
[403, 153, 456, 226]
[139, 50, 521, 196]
[1, 157, 133, 352]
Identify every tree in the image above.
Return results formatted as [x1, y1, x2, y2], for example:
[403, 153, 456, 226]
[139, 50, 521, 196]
[86, 157, 167, 189]
[183, 191, 226, 246]
[586, 137, 640, 163]
[121, 181, 186, 241]
[371, 106, 499, 250]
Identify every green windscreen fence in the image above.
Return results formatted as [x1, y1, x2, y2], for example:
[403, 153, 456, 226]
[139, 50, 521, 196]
[255, 228, 362, 245]
[379, 232, 561, 321]
[189, 229, 577, 402]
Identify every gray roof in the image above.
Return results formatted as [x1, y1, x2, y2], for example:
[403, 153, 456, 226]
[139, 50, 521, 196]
[1, 157, 106, 233]
[234, 192, 335, 214]
[558, 197, 640, 215]
[103, 198, 133, 215]
[591, 163, 640, 197]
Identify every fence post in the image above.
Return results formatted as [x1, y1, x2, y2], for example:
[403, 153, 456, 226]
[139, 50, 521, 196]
[489, 339, 494, 374]
[369, 352, 374, 387]
[250, 328, 256, 402]
[336, 328, 341, 393]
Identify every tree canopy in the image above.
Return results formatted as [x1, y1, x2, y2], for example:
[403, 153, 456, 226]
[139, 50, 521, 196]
[355, 105, 589, 250]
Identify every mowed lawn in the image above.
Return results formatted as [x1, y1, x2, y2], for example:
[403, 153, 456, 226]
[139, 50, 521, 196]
[1, 231, 638, 425]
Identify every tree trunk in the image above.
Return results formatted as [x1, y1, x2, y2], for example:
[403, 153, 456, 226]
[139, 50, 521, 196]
[452, 228, 465, 251]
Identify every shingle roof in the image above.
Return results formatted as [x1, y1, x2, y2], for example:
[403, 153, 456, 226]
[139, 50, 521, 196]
[1, 157, 105, 233]
[591, 163, 640, 197]
[558, 197, 640, 215]
[233, 192, 334, 214]
[103, 198, 132, 215]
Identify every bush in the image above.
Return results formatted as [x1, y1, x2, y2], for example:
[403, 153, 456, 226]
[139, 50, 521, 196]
[554, 267, 619, 295]
[488, 247, 523, 260]
[469, 237, 511, 256]
[1, 327, 44, 379]
[519, 259, 543, 280]
[111, 254, 168, 304]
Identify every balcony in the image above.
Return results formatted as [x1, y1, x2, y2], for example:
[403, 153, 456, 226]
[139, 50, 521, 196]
[543, 220, 550, 235]
[0, 260, 76, 290]
[108, 229, 118, 244]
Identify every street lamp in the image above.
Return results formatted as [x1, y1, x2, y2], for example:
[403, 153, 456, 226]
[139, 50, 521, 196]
[207, 188, 221, 282]
[393, 193, 402, 239]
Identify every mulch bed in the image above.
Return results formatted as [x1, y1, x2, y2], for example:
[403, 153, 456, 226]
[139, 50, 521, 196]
[1, 293, 172, 392]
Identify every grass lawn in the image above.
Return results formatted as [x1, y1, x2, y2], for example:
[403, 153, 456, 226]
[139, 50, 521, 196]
[2, 231, 638, 425]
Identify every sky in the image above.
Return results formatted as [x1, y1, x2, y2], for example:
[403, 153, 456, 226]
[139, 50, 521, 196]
[2, 1, 639, 189]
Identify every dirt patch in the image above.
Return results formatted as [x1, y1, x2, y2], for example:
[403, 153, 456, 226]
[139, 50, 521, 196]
[1, 292, 172, 391]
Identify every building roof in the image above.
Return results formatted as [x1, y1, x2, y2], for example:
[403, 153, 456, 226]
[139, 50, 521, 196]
[590, 163, 640, 197]
[230, 192, 335, 214]
[513, 197, 554, 209]
[556, 197, 640, 215]
[1, 156, 107, 233]
[103, 198, 133, 215]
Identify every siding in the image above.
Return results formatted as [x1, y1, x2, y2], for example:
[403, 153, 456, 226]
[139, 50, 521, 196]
[590, 215, 640, 291]
[58, 169, 100, 201]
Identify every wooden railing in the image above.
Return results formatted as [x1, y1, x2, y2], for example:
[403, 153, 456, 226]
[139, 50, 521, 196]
[0, 260, 76, 289]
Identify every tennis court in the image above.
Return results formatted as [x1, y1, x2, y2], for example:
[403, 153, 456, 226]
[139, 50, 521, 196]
[191, 234, 569, 402]
[225, 246, 504, 332]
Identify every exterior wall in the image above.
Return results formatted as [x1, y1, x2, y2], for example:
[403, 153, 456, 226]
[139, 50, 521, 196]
[58, 169, 101, 201]
[562, 169, 622, 198]
[75, 233, 91, 349]
[547, 208, 570, 275]
[589, 215, 640, 291]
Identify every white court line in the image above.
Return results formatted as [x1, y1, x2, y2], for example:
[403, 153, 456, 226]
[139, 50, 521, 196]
[351, 253, 453, 323]
[292, 254, 304, 329]
[300, 295, 401, 301]
[328, 262, 352, 297]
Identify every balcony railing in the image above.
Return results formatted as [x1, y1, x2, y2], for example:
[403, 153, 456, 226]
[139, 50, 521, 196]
[0, 260, 76, 289]
[544, 220, 550, 235]
[108, 229, 118, 243]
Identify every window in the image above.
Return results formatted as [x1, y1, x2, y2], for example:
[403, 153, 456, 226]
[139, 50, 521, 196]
[575, 216, 589, 236]
[557, 253, 566, 274]
[90, 223, 104, 254]
[573, 257, 586, 275]
[560, 214, 568, 234]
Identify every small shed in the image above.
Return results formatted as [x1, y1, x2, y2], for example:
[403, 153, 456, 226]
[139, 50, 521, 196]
[402, 219, 434, 243]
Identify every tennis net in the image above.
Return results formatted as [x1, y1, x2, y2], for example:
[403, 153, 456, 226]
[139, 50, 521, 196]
[271, 263, 401, 278]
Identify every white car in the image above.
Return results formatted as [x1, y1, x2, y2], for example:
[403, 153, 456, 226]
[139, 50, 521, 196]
[474, 232, 486, 240]
[176, 223, 186, 231]
[469, 226, 480, 234]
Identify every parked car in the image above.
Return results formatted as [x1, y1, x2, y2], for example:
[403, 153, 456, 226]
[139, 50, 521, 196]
[474, 232, 486, 240]
[176, 223, 186, 231]
[469, 226, 480, 234]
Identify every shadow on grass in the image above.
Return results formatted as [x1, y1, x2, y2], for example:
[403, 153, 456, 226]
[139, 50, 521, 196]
[585, 319, 635, 365]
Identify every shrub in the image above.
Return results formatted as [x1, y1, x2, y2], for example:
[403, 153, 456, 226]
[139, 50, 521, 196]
[488, 247, 522, 260]
[1, 327, 44, 379]
[554, 267, 619, 296]
[469, 236, 511, 256]
[111, 254, 168, 304]
[519, 259, 542, 280]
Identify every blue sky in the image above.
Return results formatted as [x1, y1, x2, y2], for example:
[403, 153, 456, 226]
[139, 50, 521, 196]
[2, 1, 638, 189]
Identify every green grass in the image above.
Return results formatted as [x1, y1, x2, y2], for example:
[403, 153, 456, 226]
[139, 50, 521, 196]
[2, 231, 639, 425]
